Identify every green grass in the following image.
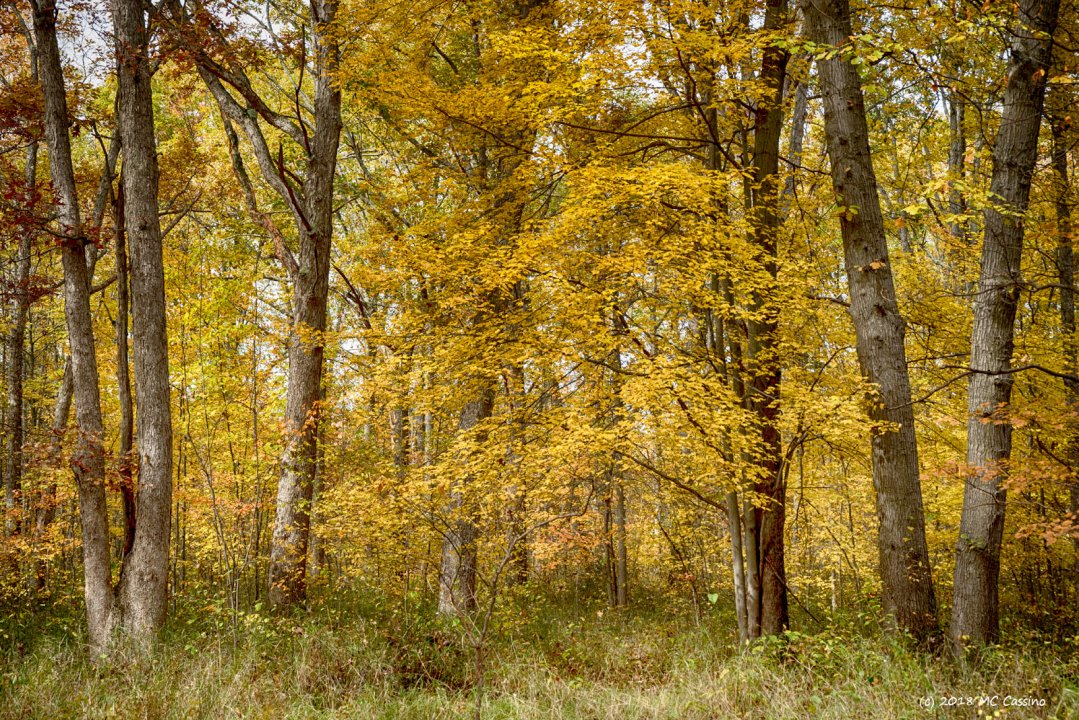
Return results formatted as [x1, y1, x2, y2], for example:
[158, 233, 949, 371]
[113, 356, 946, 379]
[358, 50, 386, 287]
[2, 589, 1077, 719]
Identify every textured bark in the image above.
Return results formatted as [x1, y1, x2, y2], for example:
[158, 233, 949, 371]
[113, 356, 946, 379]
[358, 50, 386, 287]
[166, 0, 342, 608]
[951, 0, 1059, 648]
[804, 0, 940, 644]
[113, 184, 136, 559]
[726, 490, 749, 642]
[265, 2, 341, 608]
[1051, 100, 1079, 592]
[782, 76, 809, 202]
[719, 279, 762, 638]
[747, 0, 789, 635]
[610, 475, 628, 607]
[438, 393, 495, 615]
[32, 0, 113, 650]
[112, 0, 174, 637]
[4, 141, 36, 538]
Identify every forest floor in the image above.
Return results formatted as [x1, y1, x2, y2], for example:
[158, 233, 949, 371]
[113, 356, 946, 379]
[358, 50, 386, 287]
[1, 585, 1077, 719]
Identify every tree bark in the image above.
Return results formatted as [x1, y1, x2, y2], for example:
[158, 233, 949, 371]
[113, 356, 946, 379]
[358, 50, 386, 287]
[804, 0, 940, 644]
[438, 392, 495, 615]
[1050, 96, 1079, 595]
[32, 0, 113, 650]
[4, 141, 36, 538]
[951, 0, 1060, 648]
[606, 343, 628, 607]
[112, 0, 174, 637]
[947, 90, 968, 242]
[265, 2, 341, 608]
[748, 0, 790, 636]
[113, 183, 136, 559]
[164, 0, 342, 608]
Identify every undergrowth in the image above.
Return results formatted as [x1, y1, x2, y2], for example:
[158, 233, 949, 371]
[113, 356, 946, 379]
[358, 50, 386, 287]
[1, 586, 1077, 719]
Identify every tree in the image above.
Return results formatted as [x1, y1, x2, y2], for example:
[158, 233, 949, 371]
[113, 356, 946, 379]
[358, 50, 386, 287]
[804, 0, 940, 644]
[952, 0, 1061, 648]
[31, 0, 113, 648]
[111, 0, 175, 637]
[165, 0, 343, 607]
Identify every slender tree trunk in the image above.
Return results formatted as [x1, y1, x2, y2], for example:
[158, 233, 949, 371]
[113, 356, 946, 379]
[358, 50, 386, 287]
[112, 0, 174, 636]
[804, 0, 940, 644]
[438, 392, 494, 616]
[266, 92, 340, 610]
[4, 142, 36, 538]
[951, 0, 1059, 648]
[1051, 98, 1079, 594]
[726, 490, 749, 642]
[32, 0, 114, 649]
[706, 281, 750, 641]
[782, 75, 809, 202]
[611, 474, 628, 607]
[947, 90, 968, 242]
[113, 183, 136, 559]
[748, 0, 789, 635]
[505, 361, 530, 585]
[30, 360, 72, 593]
[174, 0, 343, 609]
[606, 343, 628, 607]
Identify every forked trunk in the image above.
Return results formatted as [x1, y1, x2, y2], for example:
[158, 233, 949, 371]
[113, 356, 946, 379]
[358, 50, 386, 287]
[112, 0, 174, 637]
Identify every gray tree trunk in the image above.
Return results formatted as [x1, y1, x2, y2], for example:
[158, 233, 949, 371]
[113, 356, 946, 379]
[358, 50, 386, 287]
[32, 0, 114, 650]
[1051, 97, 1079, 594]
[611, 475, 628, 607]
[4, 141, 36, 538]
[165, 0, 342, 608]
[438, 392, 495, 615]
[112, 0, 174, 637]
[266, 2, 341, 608]
[947, 91, 968, 242]
[951, 0, 1060, 648]
[607, 343, 628, 607]
[804, 0, 940, 644]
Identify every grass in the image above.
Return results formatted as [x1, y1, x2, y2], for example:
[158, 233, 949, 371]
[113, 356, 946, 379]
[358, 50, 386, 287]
[1, 586, 1077, 719]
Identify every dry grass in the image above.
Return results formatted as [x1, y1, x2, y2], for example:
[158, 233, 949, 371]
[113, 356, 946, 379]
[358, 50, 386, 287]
[2, 592, 1076, 719]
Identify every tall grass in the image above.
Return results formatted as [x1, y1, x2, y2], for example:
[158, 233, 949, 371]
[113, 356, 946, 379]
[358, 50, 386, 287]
[2, 588, 1076, 719]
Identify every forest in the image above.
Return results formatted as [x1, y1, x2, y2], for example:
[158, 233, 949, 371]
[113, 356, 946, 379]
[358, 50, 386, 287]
[1, 0, 1078, 717]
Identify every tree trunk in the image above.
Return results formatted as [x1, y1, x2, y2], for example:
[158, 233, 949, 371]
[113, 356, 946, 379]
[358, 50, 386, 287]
[783, 74, 809, 202]
[113, 183, 136, 559]
[438, 392, 494, 616]
[267, 230, 332, 606]
[747, 0, 789, 636]
[1051, 96, 1079, 595]
[112, 0, 174, 637]
[167, 0, 343, 609]
[265, 47, 341, 607]
[804, 0, 940, 644]
[951, 0, 1059, 648]
[947, 90, 968, 242]
[32, 0, 114, 650]
[30, 360, 72, 593]
[4, 142, 36, 538]
[606, 343, 628, 607]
